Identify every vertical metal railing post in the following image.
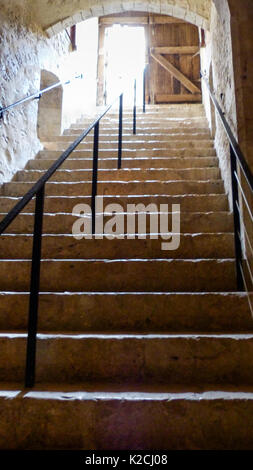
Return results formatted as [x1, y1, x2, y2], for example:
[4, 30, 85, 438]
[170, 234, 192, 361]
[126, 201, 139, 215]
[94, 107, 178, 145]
[92, 121, 99, 235]
[118, 94, 123, 169]
[133, 79, 137, 135]
[143, 66, 146, 114]
[25, 185, 45, 388]
[230, 144, 244, 291]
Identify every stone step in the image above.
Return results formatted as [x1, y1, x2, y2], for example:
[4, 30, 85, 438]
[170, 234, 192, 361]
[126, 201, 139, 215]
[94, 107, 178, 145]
[106, 105, 206, 115]
[39, 148, 217, 158]
[43, 141, 214, 151]
[15, 167, 221, 182]
[0, 194, 229, 213]
[0, 292, 250, 332]
[0, 259, 236, 292]
[27, 156, 219, 170]
[0, 332, 252, 384]
[77, 117, 208, 125]
[71, 124, 209, 132]
[109, 103, 205, 110]
[73, 140, 214, 149]
[76, 116, 207, 123]
[103, 111, 206, 117]
[0, 234, 234, 260]
[56, 134, 213, 142]
[1, 180, 225, 197]
[108, 110, 207, 117]
[0, 212, 233, 234]
[64, 129, 211, 137]
[1, 386, 253, 449]
[76, 116, 207, 124]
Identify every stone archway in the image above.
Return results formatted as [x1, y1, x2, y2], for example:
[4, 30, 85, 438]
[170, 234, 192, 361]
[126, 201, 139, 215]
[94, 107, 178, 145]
[26, 0, 211, 36]
[37, 70, 63, 139]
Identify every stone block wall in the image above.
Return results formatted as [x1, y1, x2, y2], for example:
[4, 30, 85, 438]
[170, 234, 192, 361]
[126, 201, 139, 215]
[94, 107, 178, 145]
[0, 1, 86, 184]
[201, 0, 237, 209]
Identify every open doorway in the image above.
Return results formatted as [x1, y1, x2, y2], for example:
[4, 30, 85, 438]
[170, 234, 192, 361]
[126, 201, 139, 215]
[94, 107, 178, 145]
[103, 25, 146, 106]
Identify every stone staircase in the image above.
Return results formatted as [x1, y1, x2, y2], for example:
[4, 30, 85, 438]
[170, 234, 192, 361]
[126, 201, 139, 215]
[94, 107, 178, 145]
[0, 103, 252, 450]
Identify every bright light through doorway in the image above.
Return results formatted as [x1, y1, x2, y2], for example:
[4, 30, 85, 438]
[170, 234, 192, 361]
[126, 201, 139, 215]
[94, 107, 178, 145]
[104, 25, 146, 106]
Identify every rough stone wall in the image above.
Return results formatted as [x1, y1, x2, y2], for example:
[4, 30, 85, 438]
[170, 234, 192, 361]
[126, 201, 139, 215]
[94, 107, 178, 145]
[228, 0, 253, 171]
[201, 0, 237, 208]
[202, 0, 253, 268]
[0, 1, 84, 184]
[228, 0, 253, 271]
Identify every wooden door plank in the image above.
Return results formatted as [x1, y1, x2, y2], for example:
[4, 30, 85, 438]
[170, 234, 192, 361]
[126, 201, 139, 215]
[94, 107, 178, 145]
[150, 51, 200, 94]
[156, 93, 202, 103]
[152, 46, 199, 55]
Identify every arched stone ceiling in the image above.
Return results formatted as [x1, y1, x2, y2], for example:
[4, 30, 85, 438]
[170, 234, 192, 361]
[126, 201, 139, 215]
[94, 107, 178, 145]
[25, 0, 212, 35]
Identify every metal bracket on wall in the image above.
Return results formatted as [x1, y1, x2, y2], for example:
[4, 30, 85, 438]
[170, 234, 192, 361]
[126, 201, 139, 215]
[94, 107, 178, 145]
[34, 94, 42, 101]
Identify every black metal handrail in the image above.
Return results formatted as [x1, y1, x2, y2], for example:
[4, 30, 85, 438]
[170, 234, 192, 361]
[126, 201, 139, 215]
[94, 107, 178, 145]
[201, 72, 253, 305]
[0, 66, 147, 388]
[0, 74, 83, 119]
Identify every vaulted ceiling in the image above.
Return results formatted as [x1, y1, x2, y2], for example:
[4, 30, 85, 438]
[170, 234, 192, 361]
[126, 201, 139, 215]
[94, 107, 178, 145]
[24, 0, 212, 34]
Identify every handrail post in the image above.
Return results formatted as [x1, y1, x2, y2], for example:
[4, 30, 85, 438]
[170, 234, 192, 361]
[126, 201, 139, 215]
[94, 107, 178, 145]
[25, 185, 45, 388]
[230, 144, 244, 291]
[118, 94, 123, 169]
[133, 79, 137, 135]
[143, 66, 146, 113]
[92, 122, 99, 235]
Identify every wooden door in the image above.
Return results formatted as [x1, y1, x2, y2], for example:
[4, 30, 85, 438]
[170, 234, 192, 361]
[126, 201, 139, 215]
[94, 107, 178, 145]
[147, 15, 201, 104]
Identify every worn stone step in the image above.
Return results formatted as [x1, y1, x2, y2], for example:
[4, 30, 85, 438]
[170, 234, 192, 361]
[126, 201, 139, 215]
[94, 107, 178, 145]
[39, 148, 216, 158]
[77, 117, 207, 125]
[0, 259, 236, 292]
[27, 156, 219, 170]
[64, 129, 211, 138]
[77, 117, 208, 125]
[1, 386, 253, 450]
[0, 332, 252, 384]
[15, 167, 221, 183]
[106, 104, 205, 114]
[101, 110, 205, 116]
[0, 212, 233, 235]
[71, 123, 209, 132]
[103, 111, 206, 117]
[56, 134, 213, 143]
[37, 149, 217, 160]
[77, 118, 208, 126]
[0, 292, 250, 332]
[95, 117, 209, 123]
[0, 194, 229, 213]
[1, 180, 225, 197]
[0, 234, 234, 260]
[74, 115, 207, 121]
[74, 140, 214, 149]
[43, 141, 214, 151]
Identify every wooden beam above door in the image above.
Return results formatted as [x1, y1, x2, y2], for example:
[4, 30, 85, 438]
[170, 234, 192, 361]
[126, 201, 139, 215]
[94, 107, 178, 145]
[150, 51, 200, 95]
[99, 15, 187, 26]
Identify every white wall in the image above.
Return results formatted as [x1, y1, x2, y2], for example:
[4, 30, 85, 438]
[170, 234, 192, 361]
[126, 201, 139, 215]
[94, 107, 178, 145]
[61, 18, 99, 132]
